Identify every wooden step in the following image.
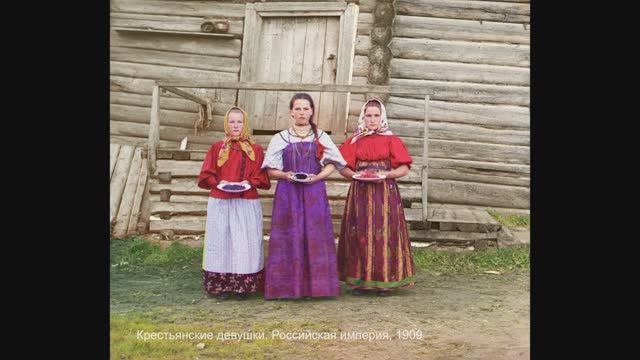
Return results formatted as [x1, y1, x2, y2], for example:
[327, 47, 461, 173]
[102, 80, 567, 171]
[149, 215, 342, 236]
[150, 198, 348, 219]
[426, 207, 501, 232]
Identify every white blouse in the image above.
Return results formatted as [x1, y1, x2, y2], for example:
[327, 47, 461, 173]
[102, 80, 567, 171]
[261, 129, 347, 171]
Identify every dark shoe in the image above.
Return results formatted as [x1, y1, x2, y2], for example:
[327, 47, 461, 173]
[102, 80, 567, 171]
[235, 293, 248, 300]
[376, 291, 390, 297]
[218, 292, 231, 300]
[351, 289, 367, 296]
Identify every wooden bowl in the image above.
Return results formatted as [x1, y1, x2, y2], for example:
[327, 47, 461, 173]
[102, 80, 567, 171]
[212, 21, 229, 33]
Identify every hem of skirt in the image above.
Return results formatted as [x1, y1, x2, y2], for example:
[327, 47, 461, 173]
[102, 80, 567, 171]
[342, 275, 415, 290]
[264, 290, 341, 300]
[203, 269, 264, 294]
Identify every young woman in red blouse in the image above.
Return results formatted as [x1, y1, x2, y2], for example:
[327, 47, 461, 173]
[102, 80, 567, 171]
[197, 107, 271, 300]
[338, 98, 416, 296]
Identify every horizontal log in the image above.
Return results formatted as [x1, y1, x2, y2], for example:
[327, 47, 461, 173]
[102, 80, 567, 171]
[113, 27, 235, 38]
[110, 12, 244, 35]
[409, 230, 498, 242]
[110, 0, 246, 18]
[395, 0, 530, 24]
[111, 29, 242, 58]
[110, 61, 238, 85]
[110, 103, 217, 129]
[356, 36, 529, 67]
[110, 76, 237, 104]
[152, 159, 423, 183]
[110, 46, 240, 73]
[391, 58, 529, 86]
[351, 116, 531, 147]
[147, 185, 530, 216]
[153, 155, 529, 187]
[429, 178, 529, 209]
[354, 56, 529, 86]
[254, 2, 346, 12]
[359, 14, 530, 44]
[429, 139, 529, 164]
[110, 91, 234, 117]
[351, 95, 529, 128]
[157, 80, 435, 96]
[150, 198, 349, 219]
[429, 158, 529, 187]
[426, 120, 529, 146]
[413, 202, 529, 215]
[149, 178, 425, 199]
[111, 120, 195, 143]
[339, 135, 528, 163]
[149, 215, 342, 235]
[185, 136, 529, 165]
[352, 77, 529, 106]
[111, 135, 178, 149]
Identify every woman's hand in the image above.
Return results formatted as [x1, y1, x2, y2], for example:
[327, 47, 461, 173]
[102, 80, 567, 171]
[219, 180, 229, 185]
[284, 171, 296, 182]
[240, 180, 251, 187]
[376, 170, 390, 178]
[305, 173, 319, 184]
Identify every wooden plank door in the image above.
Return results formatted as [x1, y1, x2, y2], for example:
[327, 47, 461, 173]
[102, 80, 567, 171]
[239, 2, 358, 142]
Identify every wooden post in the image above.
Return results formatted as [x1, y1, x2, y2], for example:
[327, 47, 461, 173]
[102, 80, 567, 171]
[421, 95, 430, 224]
[148, 85, 160, 174]
[160, 189, 171, 202]
[158, 172, 172, 184]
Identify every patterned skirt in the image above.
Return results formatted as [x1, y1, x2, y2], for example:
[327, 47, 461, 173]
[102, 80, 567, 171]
[337, 160, 415, 290]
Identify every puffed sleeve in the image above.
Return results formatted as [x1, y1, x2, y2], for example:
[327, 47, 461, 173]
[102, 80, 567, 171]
[389, 136, 413, 169]
[338, 136, 357, 171]
[261, 133, 285, 170]
[248, 144, 271, 190]
[197, 143, 220, 189]
[318, 131, 347, 170]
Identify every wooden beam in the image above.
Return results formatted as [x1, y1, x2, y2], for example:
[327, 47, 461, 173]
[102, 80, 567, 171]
[148, 85, 160, 174]
[254, 2, 347, 12]
[158, 85, 208, 105]
[113, 27, 235, 38]
[156, 81, 434, 96]
[422, 95, 430, 223]
[259, 11, 343, 17]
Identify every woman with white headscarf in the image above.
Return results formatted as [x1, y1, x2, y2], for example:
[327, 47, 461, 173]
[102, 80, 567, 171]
[337, 98, 416, 296]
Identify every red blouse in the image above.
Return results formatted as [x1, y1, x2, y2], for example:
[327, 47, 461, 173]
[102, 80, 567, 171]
[339, 134, 413, 171]
[197, 141, 271, 199]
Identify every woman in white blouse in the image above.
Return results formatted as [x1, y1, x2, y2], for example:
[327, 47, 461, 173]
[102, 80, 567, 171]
[261, 92, 347, 299]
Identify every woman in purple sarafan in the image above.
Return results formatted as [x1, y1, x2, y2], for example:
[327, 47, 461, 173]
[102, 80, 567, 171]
[261, 93, 347, 299]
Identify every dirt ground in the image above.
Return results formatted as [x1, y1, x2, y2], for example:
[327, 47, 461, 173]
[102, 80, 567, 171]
[111, 262, 529, 359]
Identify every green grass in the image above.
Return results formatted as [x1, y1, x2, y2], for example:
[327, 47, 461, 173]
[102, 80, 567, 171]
[412, 246, 529, 274]
[111, 236, 529, 281]
[111, 236, 202, 270]
[110, 237, 529, 358]
[110, 312, 318, 360]
[486, 209, 530, 229]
